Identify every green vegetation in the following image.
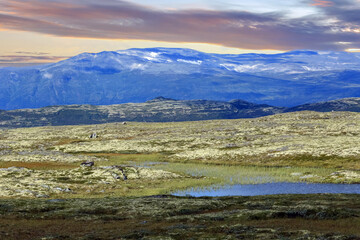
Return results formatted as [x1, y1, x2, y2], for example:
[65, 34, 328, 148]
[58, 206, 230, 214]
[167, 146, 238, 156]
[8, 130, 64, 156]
[1, 112, 360, 238]
[238, 154, 360, 170]
[0, 161, 78, 170]
[0, 194, 359, 239]
[98, 154, 338, 185]
[95, 153, 169, 166]
[152, 163, 337, 184]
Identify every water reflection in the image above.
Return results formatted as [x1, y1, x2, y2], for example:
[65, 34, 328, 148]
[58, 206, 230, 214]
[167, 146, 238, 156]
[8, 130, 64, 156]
[173, 182, 360, 197]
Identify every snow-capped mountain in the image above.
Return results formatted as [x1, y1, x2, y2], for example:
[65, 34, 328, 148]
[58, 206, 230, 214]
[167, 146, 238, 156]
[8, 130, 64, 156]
[1, 48, 360, 110]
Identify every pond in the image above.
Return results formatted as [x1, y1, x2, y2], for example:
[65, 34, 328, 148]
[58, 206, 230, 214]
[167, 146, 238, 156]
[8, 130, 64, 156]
[173, 182, 360, 197]
[114, 158, 360, 196]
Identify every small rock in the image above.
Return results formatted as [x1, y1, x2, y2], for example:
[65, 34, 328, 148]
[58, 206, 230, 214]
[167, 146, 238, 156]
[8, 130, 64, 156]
[0, 167, 26, 172]
[223, 143, 238, 148]
[55, 187, 72, 192]
[81, 161, 94, 167]
[111, 173, 122, 180]
[36, 194, 49, 198]
[300, 174, 316, 179]
[330, 170, 360, 181]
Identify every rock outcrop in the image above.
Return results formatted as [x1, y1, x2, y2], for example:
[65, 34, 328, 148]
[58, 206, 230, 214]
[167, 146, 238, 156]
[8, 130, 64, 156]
[0, 166, 181, 198]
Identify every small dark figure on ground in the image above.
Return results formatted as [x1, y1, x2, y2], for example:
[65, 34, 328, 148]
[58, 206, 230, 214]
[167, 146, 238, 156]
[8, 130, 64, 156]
[89, 133, 97, 138]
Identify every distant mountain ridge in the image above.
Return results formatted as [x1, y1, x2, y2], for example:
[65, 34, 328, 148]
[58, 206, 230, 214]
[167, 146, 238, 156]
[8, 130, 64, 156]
[1, 48, 360, 110]
[285, 97, 360, 112]
[0, 97, 283, 128]
[1, 97, 360, 128]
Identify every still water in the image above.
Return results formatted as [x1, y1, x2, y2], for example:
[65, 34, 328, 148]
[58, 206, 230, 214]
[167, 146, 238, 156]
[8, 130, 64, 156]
[173, 182, 360, 197]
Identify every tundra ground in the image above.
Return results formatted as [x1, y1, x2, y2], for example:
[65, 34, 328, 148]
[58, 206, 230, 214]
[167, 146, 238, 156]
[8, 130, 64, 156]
[0, 111, 360, 238]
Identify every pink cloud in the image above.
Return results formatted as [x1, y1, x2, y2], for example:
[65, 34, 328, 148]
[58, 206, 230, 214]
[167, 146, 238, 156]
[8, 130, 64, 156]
[0, 0, 359, 51]
[311, 0, 334, 7]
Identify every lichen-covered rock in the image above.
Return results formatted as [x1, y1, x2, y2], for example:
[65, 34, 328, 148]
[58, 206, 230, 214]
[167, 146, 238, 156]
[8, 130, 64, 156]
[0, 150, 102, 163]
[329, 170, 360, 183]
[0, 166, 181, 198]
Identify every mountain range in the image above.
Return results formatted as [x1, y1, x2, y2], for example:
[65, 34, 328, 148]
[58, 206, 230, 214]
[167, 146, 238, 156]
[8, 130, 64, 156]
[1, 97, 360, 128]
[1, 48, 360, 110]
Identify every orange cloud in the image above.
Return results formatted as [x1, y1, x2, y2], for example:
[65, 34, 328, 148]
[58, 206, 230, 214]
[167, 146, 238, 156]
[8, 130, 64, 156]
[311, 0, 333, 7]
[0, 54, 68, 66]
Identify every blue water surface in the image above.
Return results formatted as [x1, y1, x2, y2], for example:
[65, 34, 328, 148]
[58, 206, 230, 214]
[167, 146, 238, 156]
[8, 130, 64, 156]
[173, 182, 360, 197]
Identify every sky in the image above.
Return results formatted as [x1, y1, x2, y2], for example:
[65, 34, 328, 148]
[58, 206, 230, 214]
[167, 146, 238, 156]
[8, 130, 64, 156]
[0, 0, 360, 66]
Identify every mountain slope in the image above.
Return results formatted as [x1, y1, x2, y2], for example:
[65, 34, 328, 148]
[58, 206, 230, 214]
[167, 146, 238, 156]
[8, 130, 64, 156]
[2, 97, 360, 128]
[0, 97, 284, 128]
[286, 98, 360, 112]
[1, 48, 360, 110]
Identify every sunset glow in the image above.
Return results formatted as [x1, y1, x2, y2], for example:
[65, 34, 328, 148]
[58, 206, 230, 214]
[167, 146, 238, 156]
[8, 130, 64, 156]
[0, 0, 360, 66]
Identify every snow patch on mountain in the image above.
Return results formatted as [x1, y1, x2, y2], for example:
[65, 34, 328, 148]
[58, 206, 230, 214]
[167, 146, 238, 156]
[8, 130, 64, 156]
[130, 63, 146, 70]
[43, 73, 53, 79]
[177, 59, 202, 65]
[221, 63, 294, 73]
[143, 52, 161, 61]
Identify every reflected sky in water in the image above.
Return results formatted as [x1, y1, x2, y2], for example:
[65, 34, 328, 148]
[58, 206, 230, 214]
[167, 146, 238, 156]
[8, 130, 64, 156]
[173, 182, 360, 197]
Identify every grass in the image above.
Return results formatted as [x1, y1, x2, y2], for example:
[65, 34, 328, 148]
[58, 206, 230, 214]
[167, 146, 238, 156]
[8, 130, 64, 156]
[54, 138, 88, 146]
[99, 154, 337, 185]
[151, 162, 337, 185]
[94, 153, 168, 166]
[81, 150, 360, 172]
[0, 152, 357, 199]
[168, 153, 360, 170]
[1, 111, 360, 199]
[248, 218, 360, 236]
[0, 161, 78, 170]
[53, 177, 219, 199]
[1, 113, 360, 238]
[242, 154, 360, 170]
[0, 194, 359, 239]
[54, 153, 343, 198]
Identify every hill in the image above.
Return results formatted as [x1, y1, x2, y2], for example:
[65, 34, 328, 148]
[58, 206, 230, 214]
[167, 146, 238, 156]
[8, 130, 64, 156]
[2, 97, 360, 128]
[286, 98, 360, 112]
[0, 97, 284, 128]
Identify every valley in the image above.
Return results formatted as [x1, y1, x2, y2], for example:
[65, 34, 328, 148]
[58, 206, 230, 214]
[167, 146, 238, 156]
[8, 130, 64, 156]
[1, 111, 360, 197]
[1, 111, 360, 238]
[2, 0, 360, 238]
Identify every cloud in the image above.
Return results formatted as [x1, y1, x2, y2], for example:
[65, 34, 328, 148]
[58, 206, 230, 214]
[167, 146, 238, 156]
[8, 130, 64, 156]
[0, 0, 359, 51]
[316, 0, 360, 24]
[0, 54, 68, 65]
[311, 0, 333, 7]
[14, 51, 50, 55]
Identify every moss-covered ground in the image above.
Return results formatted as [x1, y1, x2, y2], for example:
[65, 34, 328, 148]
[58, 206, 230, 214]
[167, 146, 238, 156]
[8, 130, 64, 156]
[0, 194, 359, 239]
[1, 111, 360, 238]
